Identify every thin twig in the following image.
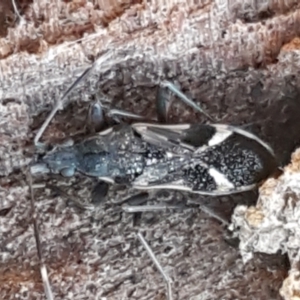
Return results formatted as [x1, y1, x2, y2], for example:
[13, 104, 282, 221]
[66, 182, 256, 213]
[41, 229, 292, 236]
[27, 171, 54, 300]
[137, 232, 173, 300]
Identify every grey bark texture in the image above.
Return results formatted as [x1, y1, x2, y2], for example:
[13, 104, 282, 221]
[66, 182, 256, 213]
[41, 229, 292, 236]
[1, 0, 300, 299]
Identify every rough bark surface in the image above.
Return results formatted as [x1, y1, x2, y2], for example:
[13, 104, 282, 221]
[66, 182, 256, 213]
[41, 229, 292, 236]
[230, 148, 300, 300]
[1, 0, 300, 299]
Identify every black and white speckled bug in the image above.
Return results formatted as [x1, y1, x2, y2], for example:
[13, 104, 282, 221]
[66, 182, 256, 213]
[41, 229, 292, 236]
[27, 69, 278, 300]
[30, 79, 277, 197]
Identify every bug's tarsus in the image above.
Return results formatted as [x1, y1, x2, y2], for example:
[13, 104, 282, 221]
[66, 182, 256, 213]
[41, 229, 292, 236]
[161, 80, 214, 122]
[137, 232, 173, 300]
[27, 171, 54, 300]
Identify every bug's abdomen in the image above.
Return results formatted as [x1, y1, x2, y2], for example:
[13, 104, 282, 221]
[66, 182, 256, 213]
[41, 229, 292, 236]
[207, 134, 275, 184]
[184, 133, 277, 193]
[183, 164, 218, 192]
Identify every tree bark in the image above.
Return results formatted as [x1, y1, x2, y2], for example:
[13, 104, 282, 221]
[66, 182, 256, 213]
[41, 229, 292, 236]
[1, 0, 300, 299]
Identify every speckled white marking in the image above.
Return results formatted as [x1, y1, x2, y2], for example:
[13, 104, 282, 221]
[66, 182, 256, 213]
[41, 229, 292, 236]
[208, 130, 232, 147]
[208, 168, 234, 190]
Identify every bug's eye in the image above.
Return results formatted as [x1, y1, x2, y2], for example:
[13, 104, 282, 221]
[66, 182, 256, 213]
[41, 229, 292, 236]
[60, 167, 75, 177]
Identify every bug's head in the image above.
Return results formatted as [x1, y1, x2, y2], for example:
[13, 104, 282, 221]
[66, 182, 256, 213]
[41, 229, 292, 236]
[30, 143, 78, 177]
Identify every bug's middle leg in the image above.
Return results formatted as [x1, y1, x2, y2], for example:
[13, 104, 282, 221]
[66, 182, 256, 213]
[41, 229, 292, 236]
[87, 93, 148, 134]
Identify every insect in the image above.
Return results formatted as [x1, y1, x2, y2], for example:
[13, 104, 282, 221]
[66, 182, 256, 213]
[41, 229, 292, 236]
[30, 79, 277, 200]
[26, 66, 278, 300]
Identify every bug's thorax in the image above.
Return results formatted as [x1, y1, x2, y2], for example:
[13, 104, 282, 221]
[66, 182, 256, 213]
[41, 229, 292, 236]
[75, 125, 188, 184]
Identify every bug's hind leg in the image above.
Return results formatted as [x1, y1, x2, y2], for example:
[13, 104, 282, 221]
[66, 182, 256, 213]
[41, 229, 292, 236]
[122, 191, 187, 213]
[161, 80, 214, 122]
[27, 172, 54, 300]
[121, 191, 186, 227]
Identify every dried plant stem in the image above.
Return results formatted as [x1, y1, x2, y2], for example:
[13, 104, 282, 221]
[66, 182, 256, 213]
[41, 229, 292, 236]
[137, 232, 173, 300]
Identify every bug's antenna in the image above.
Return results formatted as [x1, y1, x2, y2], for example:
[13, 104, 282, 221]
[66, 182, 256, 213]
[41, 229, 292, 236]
[34, 48, 133, 146]
[27, 171, 54, 300]
[137, 232, 173, 300]
[161, 80, 214, 122]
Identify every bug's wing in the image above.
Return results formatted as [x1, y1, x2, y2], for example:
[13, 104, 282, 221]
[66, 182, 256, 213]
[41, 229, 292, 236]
[211, 124, 275, 156]
[133, 123, 275, 157]
[132, 161, 257, 196]
[132, 123, 229, 153]
[132, 123, 277, 196]
[132, 123, 192, 151]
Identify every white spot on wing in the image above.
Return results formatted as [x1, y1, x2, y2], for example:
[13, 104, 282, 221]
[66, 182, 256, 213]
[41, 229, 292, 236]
[209, 168, 234, 190]
[212, 124, 275, 156]
[208, 130, 232, 146]
[166, 152, 173, 158]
